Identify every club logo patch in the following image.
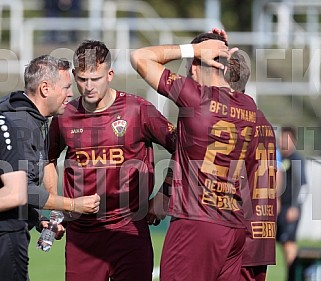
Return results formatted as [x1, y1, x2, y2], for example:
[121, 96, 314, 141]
[112, 117, 127, 137]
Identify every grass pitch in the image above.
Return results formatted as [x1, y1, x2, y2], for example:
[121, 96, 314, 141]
[28, 227, 321, 281]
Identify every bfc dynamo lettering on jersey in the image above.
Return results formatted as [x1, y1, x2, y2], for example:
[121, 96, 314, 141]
[157, 69, 258, 228]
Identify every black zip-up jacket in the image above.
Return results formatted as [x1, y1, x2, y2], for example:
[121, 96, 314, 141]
[0, 91, 50, 227]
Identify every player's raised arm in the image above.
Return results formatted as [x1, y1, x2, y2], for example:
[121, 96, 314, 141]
[130, 40, 228, 90]
[130, 45, 180, 90]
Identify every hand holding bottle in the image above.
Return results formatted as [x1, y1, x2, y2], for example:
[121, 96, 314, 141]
[37, 210, 64, 252]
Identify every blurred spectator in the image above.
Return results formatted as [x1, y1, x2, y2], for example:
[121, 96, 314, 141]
[43, 0, 81, 43]
[277, 126, 308, 281]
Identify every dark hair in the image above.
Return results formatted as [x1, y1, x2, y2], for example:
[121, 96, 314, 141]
[73, 40, 111, 71]
[224, 51, 250, 93]
[24, 55, 70, 94]
[191, 32, 228, 46]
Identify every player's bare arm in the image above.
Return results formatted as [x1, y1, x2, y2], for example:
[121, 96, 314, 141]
[147, 179, 172, 224]
[146, 192, 170, 226]
[130, 45, 180, 90]
[43, 162, 59, 195]
[0, 171, 27, 212]
[130, 40, 228, 90]
[43, 193, 100, 215]
[43, 160, 101, 214]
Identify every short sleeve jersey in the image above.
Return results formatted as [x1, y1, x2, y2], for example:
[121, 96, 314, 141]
[157, 69, 257, 228]
[0, 114, 26, 231]
[48, 91, 176, 231]
[241, 109, 277, 266]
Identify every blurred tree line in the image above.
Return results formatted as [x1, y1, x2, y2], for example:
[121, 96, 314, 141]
[144, 0, 253, 31]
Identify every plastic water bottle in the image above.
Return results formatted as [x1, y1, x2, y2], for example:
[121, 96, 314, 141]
[36, 210, 64, 252]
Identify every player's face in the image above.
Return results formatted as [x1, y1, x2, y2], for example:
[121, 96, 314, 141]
[73, 63, 114, 109]
[48, 69, 73, 116]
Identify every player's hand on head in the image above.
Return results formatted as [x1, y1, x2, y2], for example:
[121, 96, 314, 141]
[194, 40, 229, 69]
[74, 193, 101, 214]
[211, 28, 228, 44]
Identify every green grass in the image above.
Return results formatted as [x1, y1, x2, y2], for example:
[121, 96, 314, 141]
[267, 240, 321, 281]
[29, 229, 65, 281]
[28, 227, 166, 281]
[266, 243, 287, 281]
[28, 227, 321, 281]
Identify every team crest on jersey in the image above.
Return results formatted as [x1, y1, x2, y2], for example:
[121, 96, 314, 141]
[112, 116, 127, 137]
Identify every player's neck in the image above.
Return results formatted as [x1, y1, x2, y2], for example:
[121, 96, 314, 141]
[83, 88, 116, 113]
[201, 73, 231, 90]
[196, 67, 231, 89]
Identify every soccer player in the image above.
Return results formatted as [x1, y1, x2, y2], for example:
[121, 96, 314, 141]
[240, 109, 277, 281]
[224, 49, 277, 281]
[0, 116, 27, 281]
[44, 40, 176, 281]
[131, 33, 258, 280]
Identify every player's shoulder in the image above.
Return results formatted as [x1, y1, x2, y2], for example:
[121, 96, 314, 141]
[117, 90, 154, 107]
[239, 91, 257, 106]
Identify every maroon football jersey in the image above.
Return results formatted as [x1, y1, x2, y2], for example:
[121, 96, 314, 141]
[157, 69, 257, 228]
[241, 109, 277, 266]
[48, 91, 176, 231]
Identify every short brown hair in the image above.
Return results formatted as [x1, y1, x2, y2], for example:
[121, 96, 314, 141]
[224, 51, 250, 93]
[73, 40, 111, 71]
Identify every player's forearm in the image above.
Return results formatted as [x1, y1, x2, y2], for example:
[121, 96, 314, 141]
[43, 162, 59, 195]
[131, 45, 182, 68]
[0, 171, 27, 211]
[42, 193, 74, 212]
[0, 186, 27, 211]
[130, 45, 181, 90]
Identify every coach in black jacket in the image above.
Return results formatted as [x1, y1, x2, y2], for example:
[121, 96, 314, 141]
[0, 55, 100, 281]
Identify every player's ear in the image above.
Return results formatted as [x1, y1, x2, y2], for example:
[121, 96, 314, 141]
[107, 69, 114, 82]
[39, 80, 50, 97]
[191, 61, 198, 75]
